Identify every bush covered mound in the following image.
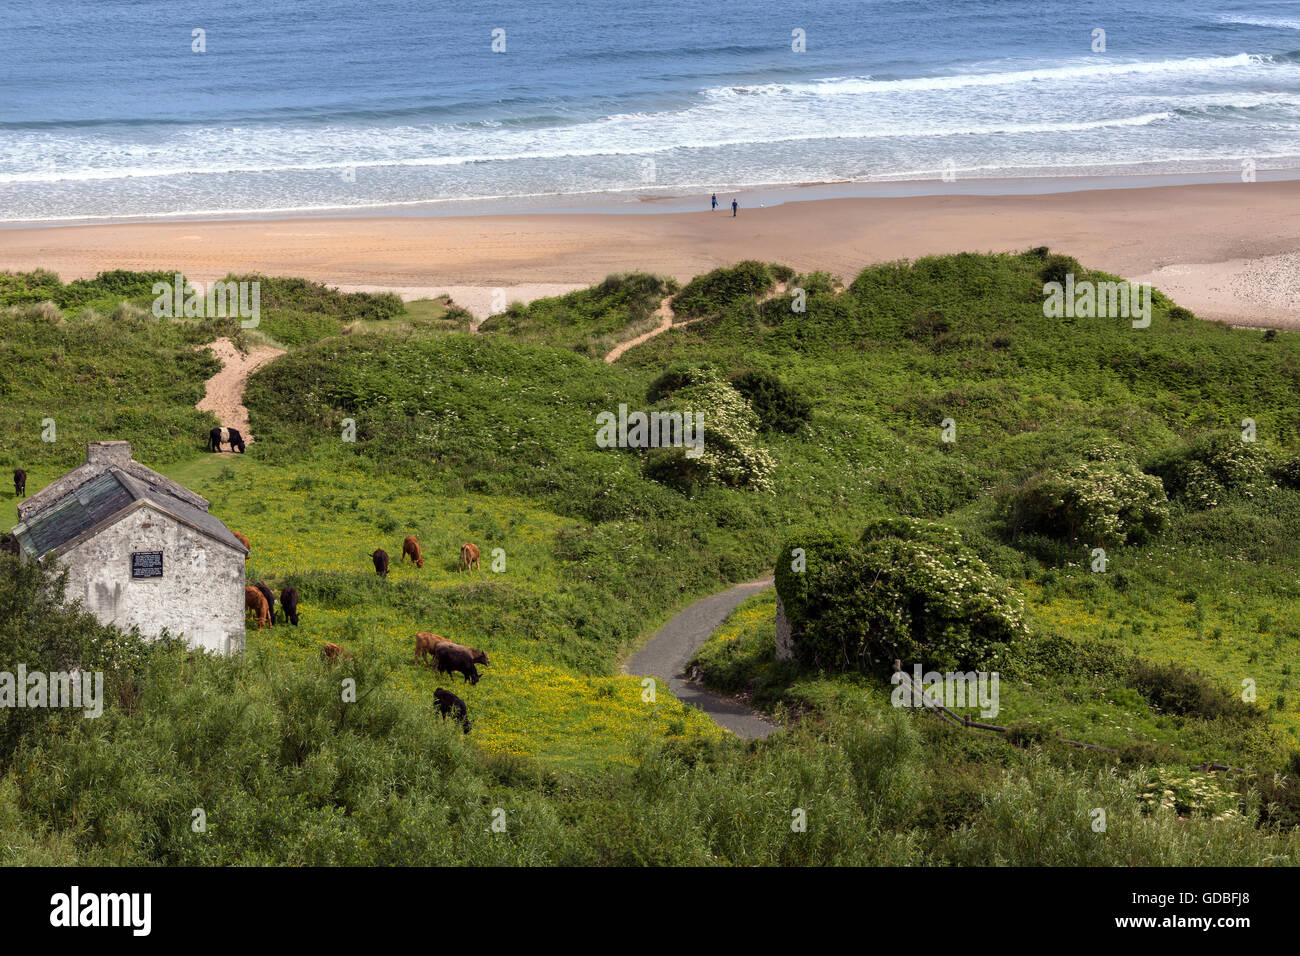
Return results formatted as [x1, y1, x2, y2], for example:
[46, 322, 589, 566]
[1007, 451, 1169, 546]
[776, 519, 1027, 674]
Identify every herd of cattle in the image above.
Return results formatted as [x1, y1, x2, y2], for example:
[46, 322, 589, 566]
[238, 529, 489, 735]
[7, 437, 487, 735]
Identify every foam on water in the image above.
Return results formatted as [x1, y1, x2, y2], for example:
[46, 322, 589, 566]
[1, 0, 1299, 220]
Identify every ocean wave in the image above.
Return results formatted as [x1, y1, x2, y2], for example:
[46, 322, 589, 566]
[706, 52, 1275, 99]
[1220, 16, 1300, 32]
[0, 113, 1175, 185]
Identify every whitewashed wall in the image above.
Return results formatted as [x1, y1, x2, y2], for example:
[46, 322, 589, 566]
[60, 504, 246, 655]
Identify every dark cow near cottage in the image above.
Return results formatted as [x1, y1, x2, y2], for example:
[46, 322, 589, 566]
[233, 531, 251, 559]
[434, 687, 471, 734]
[370, 548, 389, 577]
[254, 583, 277, 626]
[13, 469, 26, 499]
[433, 643, 480, 685]
[402, 535, 424, 568]
[280, 586, 300, 625]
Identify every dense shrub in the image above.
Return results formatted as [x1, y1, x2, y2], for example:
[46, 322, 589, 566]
[1129, 660, 1262, 724]
[670, 261, 777, 317]
[728, 369, 812, 433]
[1007, 451, 1168, 546]
[1039, 254, 1081, 288]
[775, 519, 1026, 674]
[1148, 431, 1275, 509]
[645, 366, 776, 492]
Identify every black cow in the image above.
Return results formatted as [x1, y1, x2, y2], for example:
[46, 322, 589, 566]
[13, 469, 26, 499]
[370, 548, 389, 578]
[280, 586, 300, 625]
[434, 687, 471, 734]
[433, 643, 480, 685]
[207, 427, 246, 453]
[254, 583, 277, 626]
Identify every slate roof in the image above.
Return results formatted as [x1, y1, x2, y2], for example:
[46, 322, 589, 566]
[13, 467, 246, 560]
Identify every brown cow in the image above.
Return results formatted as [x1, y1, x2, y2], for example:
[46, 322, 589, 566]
[402, 535, 424, 569]
[458, 541, 480, 572]
[233, 531, 251, 558]
[414, 631, 490, 667]
[321, 642, 352, 663]
[244, 585, 271, 629]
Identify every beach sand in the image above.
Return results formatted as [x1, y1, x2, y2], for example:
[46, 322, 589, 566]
[3, 180, 1299, 326]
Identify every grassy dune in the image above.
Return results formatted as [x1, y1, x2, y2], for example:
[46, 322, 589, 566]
[3, 256, 1300, 864]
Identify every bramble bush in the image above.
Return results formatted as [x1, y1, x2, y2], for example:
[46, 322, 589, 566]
[728, 369, 812, 434]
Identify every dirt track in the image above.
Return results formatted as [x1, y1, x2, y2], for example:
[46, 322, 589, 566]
[195, 338, 286, 445]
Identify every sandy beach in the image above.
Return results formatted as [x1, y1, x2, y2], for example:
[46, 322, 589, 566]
[3, 179, 1300, 327]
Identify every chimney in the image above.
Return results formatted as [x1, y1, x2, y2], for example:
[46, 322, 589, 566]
[86, 441, 132, 467]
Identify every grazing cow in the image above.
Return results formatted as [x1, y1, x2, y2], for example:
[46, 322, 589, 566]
[433, 643, 480, 685]
[458, 541, 480, 572]
[207, 427, 228, 452]
[227, 427, 246, 454]
[370, 548, 389, 578]
[233, 531, 251, 558]
[280, 586, 300, 625]
[13, 469, 26, 499]
[244, 585, 271, 630]
[254, 582, 277, 626]
[401, 535, 424, 569]
[321, 642, 351, 663]
[434, 687, 471, 734]
[415, 631, 490, 668]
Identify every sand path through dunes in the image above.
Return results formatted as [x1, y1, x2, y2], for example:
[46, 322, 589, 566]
[195, 338, 286, 445]
[604, 297, 675, 363]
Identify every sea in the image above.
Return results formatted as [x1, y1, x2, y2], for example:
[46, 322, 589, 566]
[3, 0, 1300, 221]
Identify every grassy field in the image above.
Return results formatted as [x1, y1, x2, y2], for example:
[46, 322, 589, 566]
[3, 256, 1300, 864]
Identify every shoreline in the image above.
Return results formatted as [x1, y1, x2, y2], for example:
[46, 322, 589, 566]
[3, 179, 1300, 327]
[5, 168, 1299, 229]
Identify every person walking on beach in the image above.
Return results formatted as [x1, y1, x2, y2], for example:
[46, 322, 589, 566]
[731, 198, 738, 217]
[711, 193, 718, 210]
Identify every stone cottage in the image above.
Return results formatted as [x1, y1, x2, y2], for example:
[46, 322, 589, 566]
[10, 441, 248, 655]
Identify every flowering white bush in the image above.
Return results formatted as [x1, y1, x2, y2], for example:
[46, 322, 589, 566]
[1010, 458, 1168, 546]
[646, 366, 776, 492]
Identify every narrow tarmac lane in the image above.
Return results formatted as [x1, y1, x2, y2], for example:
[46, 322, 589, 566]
[625, 576, 777, 739]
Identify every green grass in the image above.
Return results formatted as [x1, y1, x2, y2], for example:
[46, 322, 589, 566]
[4, 252, 1300, 864]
